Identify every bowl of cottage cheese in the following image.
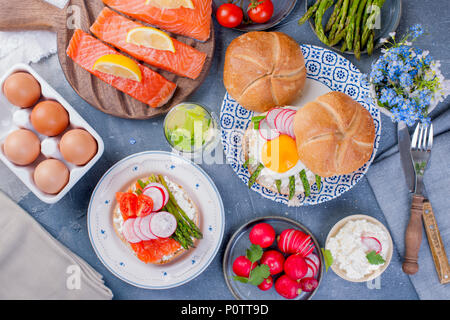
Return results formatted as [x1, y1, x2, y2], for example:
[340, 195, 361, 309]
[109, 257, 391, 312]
[325, 215, 393, 282]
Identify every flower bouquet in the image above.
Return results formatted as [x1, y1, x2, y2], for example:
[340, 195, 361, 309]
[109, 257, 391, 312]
[365, 24, 450, 126]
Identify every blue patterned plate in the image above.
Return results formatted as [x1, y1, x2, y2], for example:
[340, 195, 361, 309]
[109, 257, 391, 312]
[87, 151, 225, 289]
[220, 44, 381, 206]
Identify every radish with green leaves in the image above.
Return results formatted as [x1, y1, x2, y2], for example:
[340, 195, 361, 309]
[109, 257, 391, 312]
[260, 250, 285, 275]
[232, 255, 257, 277]
[257, 275, 273, 291]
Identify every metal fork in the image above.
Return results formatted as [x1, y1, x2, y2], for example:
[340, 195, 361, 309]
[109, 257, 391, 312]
[402, 123, 434, 275]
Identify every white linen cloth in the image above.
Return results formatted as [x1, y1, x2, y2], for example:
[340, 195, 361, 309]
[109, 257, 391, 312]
[0, 191, 113, 299]
[0, 0, 66, 71]
[0, 0, 113, 299]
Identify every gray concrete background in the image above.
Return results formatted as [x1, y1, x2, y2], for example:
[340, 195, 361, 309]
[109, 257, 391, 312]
[2, 0, 449, 299]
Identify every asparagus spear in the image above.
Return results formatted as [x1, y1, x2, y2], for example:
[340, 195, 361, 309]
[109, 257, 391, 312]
[248, 163, 264, 188]
[353, 0, 367, 59]
[325, 0, 343, 32]
[315, 0, 333, 45]
[367, 30, 374, 56]
[328, 0, 345, 41]
[345, 0, 361, 50]
[333, 0, 349, 37]
[275, 179, 282, 194]
[315, 175, 322, 191]
[361, 0, 385, 48]
[329, 28, 347, 46]
[299, 170, 311, 197]
[298, 0, 322, 25]
[288, 176, 296, 200]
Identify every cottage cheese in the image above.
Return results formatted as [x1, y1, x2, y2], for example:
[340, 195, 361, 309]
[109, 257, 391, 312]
[326, 219, 389, 280]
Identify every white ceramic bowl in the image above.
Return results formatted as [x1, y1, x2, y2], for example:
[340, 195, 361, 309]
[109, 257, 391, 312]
[0, 63, 104, 204]
[325, 214, 393, 282]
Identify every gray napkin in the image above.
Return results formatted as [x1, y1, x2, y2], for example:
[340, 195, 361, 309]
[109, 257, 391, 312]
[0, 191, 113, 300]
[367, 106, 450, 300]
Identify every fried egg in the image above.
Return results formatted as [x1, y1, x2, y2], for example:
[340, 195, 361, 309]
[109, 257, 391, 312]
[247, 125, 316, 195]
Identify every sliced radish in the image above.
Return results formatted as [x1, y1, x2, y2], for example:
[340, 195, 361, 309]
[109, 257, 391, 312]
[149, 211, 177, 238]
[145, 183, 169, 207]
[143, 186, 165, 212]
[122, 218, 142, 243]
[298, 238, 315, 257]
[361, 236, 382, 254]
[307, 253, 320, 270]
[284, 115, 295, 138]
[304, 265, 315, 278]
[139, 213, 158, 240]
[259, 118, 280, 141]
[265, 108, 283, 129]
[133, 217, 152, 241]
[305, 257, 318, 277]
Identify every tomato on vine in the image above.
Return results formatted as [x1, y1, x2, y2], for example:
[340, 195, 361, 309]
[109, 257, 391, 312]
[247, 0, 274, 24]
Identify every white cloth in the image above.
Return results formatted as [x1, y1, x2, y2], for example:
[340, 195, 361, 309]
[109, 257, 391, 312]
[0, 191, 113, 299]
[0, 0, 67, 71]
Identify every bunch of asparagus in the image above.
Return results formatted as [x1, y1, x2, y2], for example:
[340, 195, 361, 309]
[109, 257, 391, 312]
[299, 0, 386, 59]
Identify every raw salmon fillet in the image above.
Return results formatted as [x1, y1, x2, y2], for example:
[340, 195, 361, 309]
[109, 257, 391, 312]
[66, 29, 176, 108]
[102, 0, 212, 42]
[90, 8, 207, 79]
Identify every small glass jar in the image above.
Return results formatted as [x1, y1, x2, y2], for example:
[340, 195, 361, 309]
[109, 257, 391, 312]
[163, 102, 219, 160]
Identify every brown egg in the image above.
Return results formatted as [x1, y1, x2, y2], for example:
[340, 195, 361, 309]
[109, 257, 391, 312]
[59, 129, 97, 166]
[33, 159, 69, 194]
[3, 129, 41, 165]
[3, 72, 41, 108]
[30, 100, 69, 136]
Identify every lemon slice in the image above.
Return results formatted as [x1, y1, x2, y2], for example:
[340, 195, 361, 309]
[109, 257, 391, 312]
[93, 54, 142, 82]
[126, 27, 176, 53]
[145, 0, 194, 9]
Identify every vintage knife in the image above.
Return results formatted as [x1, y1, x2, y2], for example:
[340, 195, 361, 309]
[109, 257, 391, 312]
[397, 121, 415, 192]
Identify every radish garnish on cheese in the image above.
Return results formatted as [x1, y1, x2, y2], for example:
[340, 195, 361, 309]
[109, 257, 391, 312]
[149, 211, 177, 238]
[122, 218, 142, 243]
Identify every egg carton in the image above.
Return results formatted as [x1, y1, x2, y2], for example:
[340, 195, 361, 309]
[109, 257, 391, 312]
[0, 63, 104, 204]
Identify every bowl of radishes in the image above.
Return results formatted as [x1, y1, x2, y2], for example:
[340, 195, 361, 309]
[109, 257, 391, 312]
[223, 216, 323, 300]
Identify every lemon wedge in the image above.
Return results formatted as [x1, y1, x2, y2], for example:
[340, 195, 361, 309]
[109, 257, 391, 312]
[145, 0, 195, 9]
[93, 54, 142, 82]
[126, 27, 176, 53]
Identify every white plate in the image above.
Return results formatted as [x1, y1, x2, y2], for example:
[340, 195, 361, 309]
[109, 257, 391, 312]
[220, 44, 381, 206]
[87, 151, 225, 289]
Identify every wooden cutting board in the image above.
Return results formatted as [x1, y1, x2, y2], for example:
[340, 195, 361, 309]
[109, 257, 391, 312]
[0, 0, 215, 119]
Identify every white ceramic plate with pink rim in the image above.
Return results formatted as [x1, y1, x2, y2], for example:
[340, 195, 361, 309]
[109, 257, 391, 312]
[87, 151, 225, 289]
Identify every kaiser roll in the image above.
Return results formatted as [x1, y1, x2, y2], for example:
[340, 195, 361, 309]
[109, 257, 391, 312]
[293, 92, 375, 177]
[223, 31, 306, 113]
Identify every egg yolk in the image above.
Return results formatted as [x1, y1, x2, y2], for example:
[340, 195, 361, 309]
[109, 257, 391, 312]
[261, 135, 299, 173]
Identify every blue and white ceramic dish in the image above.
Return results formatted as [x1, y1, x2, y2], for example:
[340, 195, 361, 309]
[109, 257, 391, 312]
[220, 44, 381, 206]
[87, 151, 225, 289]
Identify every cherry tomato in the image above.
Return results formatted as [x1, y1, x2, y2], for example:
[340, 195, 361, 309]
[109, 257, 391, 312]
[136, 194, 153, 217]
[260, 250, 285, 275]
[247, 0, 274, 24]
[249, 223, 275, 248]
[216, 3, 243, 28]
[232, 255, 257, 277]
[257, 275, 273, 291]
